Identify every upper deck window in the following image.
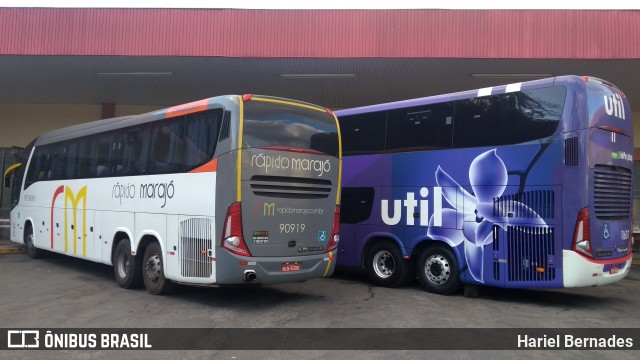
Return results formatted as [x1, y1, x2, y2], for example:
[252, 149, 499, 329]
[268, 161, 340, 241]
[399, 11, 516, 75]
[453, 86, 566, 148]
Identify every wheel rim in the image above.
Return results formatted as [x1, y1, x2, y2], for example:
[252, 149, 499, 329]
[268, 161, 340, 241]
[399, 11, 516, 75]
[26, 232, 34, 253]
[117, 252, 130, 279]
[372, 250, 395, 279]
[424, 254, 451, 285]
[145, 253, 162, 284]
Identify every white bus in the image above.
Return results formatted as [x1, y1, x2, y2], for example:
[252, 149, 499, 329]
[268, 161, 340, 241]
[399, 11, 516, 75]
[4, 95, 342, 294]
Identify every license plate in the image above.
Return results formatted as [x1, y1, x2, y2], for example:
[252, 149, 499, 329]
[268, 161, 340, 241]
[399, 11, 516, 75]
[281, 263, 301, 272]
[610, 266, 619, 274]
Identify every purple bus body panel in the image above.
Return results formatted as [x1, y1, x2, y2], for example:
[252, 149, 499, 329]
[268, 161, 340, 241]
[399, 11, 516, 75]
[336, 75, 633, 289]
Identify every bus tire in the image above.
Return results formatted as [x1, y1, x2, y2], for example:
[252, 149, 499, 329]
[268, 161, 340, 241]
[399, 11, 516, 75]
[24, 224, 43, 259]
[142, 242, 174, 295]
[416, 245, 460, 295]
[365, 241, 411, 287]
[113, 240, 142, 289]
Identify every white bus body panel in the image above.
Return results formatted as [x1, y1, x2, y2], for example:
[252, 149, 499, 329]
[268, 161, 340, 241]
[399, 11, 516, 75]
[12, 172, 217, 281]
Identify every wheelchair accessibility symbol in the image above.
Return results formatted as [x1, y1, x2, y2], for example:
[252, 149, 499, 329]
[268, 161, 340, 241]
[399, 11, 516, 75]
[318, 231, 327, 242]
[604, 224, 610, 239]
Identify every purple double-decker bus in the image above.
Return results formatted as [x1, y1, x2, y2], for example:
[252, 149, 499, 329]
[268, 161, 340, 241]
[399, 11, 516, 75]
[335, 76, 633, 295]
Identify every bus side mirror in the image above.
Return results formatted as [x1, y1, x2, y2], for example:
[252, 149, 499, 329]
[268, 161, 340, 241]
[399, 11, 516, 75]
[3, 163, 22, 188]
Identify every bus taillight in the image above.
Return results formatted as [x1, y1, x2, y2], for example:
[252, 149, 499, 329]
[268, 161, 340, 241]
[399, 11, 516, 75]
[572, 207, 593, 259]
[222, 202, 252, 257]
[325, 205, 340, 253]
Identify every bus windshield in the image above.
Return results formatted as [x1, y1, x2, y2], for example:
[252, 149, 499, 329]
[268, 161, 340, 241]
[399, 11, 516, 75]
[243, 101, 339, 157]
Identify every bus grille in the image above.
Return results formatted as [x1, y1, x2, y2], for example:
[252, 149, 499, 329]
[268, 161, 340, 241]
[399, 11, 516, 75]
[506, 226, 556, 282]
[250, 175, 332, 199]
[180, 218, 213, 278]
[564, 137, 579, 166]
[593, 165, 632, 220]
[493, 190, 554, 219]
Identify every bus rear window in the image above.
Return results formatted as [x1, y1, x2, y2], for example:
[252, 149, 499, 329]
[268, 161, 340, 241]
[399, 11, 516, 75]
[243, 101, 339, 157]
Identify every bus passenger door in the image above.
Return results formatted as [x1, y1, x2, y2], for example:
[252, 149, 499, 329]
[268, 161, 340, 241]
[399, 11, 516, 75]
[64, 206, 96, 261]
[87, 210, 100, 262]
[80, 209, 97, 261]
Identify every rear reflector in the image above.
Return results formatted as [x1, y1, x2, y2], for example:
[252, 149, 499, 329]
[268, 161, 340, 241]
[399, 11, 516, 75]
[222, 202, 251, 257]
[572, 207, 593, 259]
[325, 205, 340, 253]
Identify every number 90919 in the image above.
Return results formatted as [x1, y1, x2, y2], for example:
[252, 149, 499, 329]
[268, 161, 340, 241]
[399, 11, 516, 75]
[280, 224, 305, 233]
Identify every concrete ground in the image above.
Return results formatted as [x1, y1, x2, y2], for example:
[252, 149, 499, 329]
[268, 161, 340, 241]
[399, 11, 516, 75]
[0, 238, 22, 255]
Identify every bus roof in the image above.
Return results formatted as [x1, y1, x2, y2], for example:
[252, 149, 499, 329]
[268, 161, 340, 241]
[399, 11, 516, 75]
[334, 75, 569, 117]
[33, 94, 332, 147]
[32, 95, 241, 147]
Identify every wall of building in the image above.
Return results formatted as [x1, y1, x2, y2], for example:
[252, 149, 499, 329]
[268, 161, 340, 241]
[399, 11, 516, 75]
[2, 8, 639, 59]
[0, 103, 164, 147]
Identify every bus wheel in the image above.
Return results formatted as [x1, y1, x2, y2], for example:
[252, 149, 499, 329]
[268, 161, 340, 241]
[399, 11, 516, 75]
[24, 224, 43, 259]
[142, 242, 175, 295]
[416, 245, 460, 295]
[113, 240, 142, 289]
[365, 241, 411, 287]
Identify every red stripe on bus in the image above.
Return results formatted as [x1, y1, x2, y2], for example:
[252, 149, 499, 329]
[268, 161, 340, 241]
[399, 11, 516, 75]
[578, 252, 633, 266]
[51, 185, 64, 249]
[597, 125, 631, 137]
[189, 158, 218, 173]
[165, 99, 209, 118]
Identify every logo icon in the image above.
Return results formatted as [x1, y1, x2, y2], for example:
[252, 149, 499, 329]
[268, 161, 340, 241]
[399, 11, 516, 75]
[254, 202, 276, 216]
[7, 330, 39, 348]
[51, 185, 88, 256]
[318, 231, 327, 242]
[604, 94, 625, 120]
[263, 203, 275, 216]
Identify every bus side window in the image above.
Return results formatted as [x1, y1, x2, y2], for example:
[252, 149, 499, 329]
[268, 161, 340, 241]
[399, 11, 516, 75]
[137, 127, 151, 175]
[91, 133, 115, 177]
[76, 138, 91, 178]
[339, 111, 387, 156]
[183, 109, 222, 170]
[66, 138, 89, 179]
[453, 95, 514, 148]
[49, 144, 67, 180]
[387, 102, 454, 152]
[25, 147, 45, 187]
[151, 118, 184, 174]
[117, 126, 150, 176]
[453, 88, 565, 149]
